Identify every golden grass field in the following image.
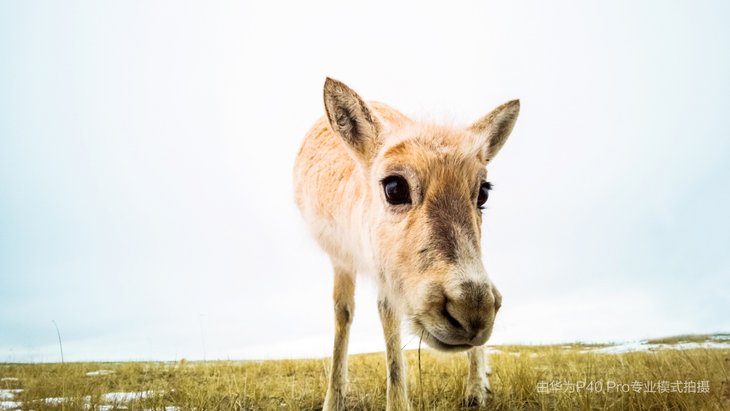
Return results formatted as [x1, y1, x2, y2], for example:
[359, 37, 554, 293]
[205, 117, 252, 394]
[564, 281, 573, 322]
[1, 334, 728, 410]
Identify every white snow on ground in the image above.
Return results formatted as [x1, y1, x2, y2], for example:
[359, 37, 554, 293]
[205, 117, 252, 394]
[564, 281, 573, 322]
[86, 370, 115, 376]
[0, 390, 23, 410]
[102, 391, 154, 402]
[0, 387, 181, 411]
[27, 392, 155, 409]
[0, 401, 21, 410]
[0, 391, 22, 401]
[582, 340, 730, 354]
[672, 342, 730, 350]
[0, 388, 23, 410]
[584, 341, 651, 354]
[43, 396, 72, 405]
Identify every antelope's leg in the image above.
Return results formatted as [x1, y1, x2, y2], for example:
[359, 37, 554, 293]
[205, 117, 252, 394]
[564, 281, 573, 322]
[323, 267, 356, 411]
[378, 296, 410, 411]
[465, 345, 492, 406]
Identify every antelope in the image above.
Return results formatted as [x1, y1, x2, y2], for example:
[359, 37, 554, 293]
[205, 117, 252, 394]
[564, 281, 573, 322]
[293, 78, 519, 410]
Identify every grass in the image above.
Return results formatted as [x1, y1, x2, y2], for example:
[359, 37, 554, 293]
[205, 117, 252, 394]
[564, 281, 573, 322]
[1, 340, 729, 410]
[646, 333, 730, 345]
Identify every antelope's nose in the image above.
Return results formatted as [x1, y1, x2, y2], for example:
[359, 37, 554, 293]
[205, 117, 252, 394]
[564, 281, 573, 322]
[443, 281, 501, 343]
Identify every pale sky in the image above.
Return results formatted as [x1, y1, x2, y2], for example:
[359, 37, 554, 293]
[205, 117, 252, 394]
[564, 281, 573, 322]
[1, 1, 729, 362]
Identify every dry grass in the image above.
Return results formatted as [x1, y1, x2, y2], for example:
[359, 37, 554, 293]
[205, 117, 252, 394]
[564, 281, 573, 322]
[646, 333, 730, 345]
[1, 343, 729, 410]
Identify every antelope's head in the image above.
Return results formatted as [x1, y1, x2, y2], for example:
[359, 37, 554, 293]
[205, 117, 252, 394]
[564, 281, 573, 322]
[323, 78, 519, 351]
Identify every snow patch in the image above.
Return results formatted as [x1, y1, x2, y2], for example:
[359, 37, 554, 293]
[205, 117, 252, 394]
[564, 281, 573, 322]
[86, 370, 115, 377]
[0, 401, 21, 410]
[43, 397, 71, 405]
[0, 391, 22, 401]
[102, 391, 154, 402]
[36, 393, 148, 408]
[582, 340, 730, 354]
[585, 341, 651, 354]
[0, 391, 23, 411]
[672, 341, 730, 350]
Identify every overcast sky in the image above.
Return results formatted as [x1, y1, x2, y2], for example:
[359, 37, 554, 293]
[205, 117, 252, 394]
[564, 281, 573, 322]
[1, 1, 729, 362]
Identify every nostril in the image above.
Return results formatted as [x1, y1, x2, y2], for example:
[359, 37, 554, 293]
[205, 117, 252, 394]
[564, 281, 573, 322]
[469, 319, 487, 338]
[442, 304, 465, 331]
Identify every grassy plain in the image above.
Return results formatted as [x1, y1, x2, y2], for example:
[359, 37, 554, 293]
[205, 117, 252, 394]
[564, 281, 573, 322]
[1, 335, 728, 410]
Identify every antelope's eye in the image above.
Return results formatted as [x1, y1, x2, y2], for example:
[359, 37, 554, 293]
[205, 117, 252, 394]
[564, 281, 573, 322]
[382, 176, 411, 205]
[477, 181, 491, 208]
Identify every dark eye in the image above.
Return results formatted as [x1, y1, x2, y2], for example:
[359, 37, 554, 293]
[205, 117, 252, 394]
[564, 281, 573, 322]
[382, 176, 411, 205]
[477, 181, 491, 208]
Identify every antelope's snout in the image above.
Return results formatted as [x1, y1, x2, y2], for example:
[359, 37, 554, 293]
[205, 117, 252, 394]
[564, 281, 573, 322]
[419, 279, 502, 352]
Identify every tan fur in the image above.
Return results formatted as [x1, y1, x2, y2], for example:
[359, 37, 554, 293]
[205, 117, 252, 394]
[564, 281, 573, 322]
[294, 78, 519, 410]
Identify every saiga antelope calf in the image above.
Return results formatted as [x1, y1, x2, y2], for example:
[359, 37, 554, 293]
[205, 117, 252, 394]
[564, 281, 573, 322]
[293, 78, 519, 410]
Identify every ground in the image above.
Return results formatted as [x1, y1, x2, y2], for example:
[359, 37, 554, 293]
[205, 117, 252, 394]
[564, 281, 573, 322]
[1, 334, 729, 410]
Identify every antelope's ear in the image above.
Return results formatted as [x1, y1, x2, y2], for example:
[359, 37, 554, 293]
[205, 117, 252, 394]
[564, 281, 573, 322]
[323, 77, 382, 163]
[468, 99, 520, 163]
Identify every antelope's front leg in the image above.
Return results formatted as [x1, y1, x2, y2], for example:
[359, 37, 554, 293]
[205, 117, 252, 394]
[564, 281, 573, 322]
[465, 346, 492, 406]
[378, 297, 410, 411]
[323, 268, 355, 411]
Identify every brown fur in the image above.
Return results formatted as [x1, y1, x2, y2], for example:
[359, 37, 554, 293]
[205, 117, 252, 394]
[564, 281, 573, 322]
[294, 78, 519, 410]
